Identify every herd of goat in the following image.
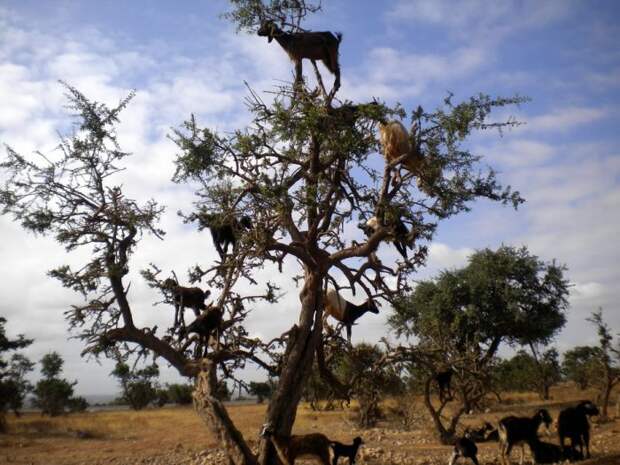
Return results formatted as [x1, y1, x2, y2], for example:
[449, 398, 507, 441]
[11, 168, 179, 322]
[257, 400, 600, 465]
[160, 20, 605, 465]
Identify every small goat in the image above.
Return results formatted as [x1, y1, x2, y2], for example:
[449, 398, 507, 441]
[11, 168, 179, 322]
[498, 409, 552, 465]
[163, 278, 211, 329]
[199, 214, 252, 260]
[260, 423, 332, 465]
[362, 216, 413, 260]
[448, 437, 479, 465]
[558, 400, 599, 459]
[331, 437, 363, 465]
[465, 422, 498, 443]
[526, 438, 582, 464]
[257, 20, 342, 91]
[435, 368, 455, 403]
[323, 289, 379, 343]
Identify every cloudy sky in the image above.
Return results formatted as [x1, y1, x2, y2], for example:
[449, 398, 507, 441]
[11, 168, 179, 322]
[1, 0, 619, 397]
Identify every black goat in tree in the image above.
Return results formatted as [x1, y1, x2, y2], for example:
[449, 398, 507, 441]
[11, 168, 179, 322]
[198, 213, 252, 260]
[257, 20, 342, 92]
[435, 368, 454, 403]
[163, 278, 210, 329]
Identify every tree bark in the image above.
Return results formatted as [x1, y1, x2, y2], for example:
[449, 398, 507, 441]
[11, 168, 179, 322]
[193, 362, 257, 465]
[257, 270, 324, 465]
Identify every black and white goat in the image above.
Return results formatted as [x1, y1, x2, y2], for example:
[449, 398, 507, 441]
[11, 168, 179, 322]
[257, 20, 342, 91]
[558, 400, 599, 459]
[323, 289, 379, 343]
[330, 436, 363, 465]
[361, 216, 414, 260]
[465, 422, 498, 443]
[448, 437, 479, 465]
[498, 409, 552, 465]
[163, 278, 211, 329]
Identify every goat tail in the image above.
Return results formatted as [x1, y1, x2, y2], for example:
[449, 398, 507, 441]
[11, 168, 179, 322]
[335, 32, 343, 43]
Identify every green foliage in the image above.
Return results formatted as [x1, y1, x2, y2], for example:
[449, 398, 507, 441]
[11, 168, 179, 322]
[586, 309, 620, 418]
[68, 396, 89, 413]
[562, 346, 600, 390]
[0, 318, 34, 430]
[32, 351, 79, 417]
[495, 348, 562, 398]
[111, 361, 161, 410]
[166, 383, 194, 405]
[390, 245, 569, 347]
[223, 0, 322, 32]
[248, 380, 275, 403]
[335, 343, 404, 428]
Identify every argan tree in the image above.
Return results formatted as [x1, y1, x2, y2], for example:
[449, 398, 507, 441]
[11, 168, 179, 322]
[562, 345, 599, 390]
[0, 317, 34, 431]
[1, 1, 529, 463]
[388, 246, 569, 443]
[111, 361, 160, 410]
[587, 309, 620, 419]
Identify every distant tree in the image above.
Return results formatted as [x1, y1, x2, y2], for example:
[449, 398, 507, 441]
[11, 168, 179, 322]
[528, 345, 562, 400]
[111, 361, 160, 410]
[388, 246, 569, 443]
[248, 381, 274, 404]
[0, 317, 34, 431]
[336, 343, 404, 428]
[155, 388, 170, 407]
[562, 346, 599, 390]
[166, 383, 194, 405]
[587, 309, 620, 419]
[32, 352, 78, 416]
[495, 348, 561, 399]
[68, 396, 89, 413]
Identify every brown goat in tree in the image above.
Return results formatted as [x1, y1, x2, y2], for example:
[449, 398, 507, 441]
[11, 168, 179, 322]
[257, 20, 342, 92]
[260, 423, 332, 465]
[323, 289, 379, 343]
[378, 120, 441, 193]
[163, 278, 211, 329]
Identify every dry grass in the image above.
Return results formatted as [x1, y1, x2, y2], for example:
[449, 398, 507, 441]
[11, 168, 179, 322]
[1, 384, 619, 465]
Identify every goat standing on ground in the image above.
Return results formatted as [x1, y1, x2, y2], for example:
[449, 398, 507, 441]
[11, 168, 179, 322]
[361, 216, 414, 260]
[257, 20, 342, 92]
[163, 278, 210, 329]
[448, 437, 479, 465]
[526, 438, 583, 464]
[323, 289, 379, 343]
[498, 409, 552, 465]
[260, 423, 332, 465]
[558, 400, 599, 459]
[331, 437, 363, 465]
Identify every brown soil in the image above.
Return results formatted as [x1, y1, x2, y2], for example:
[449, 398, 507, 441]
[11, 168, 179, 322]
[2, 385, 619, 465]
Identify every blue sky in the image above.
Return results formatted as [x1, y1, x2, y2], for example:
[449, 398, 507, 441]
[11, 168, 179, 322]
[1, 0, 619, 396]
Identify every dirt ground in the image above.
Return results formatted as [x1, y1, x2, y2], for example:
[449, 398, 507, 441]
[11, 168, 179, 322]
[2, 385, 620, 465]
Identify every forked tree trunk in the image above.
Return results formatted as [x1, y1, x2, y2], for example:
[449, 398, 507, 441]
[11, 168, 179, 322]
[191, 269, 324, 465]
[257, 271, 324, 465]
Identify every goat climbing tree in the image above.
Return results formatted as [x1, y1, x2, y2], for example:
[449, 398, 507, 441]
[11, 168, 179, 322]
[1, 2, 528, 464]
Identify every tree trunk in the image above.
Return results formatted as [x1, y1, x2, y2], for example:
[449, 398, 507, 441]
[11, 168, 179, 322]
[257, 270, 324, 465]
[601, 379, 612, 419]
[193, 363, 257, 465]
[423, 377, 455, 445]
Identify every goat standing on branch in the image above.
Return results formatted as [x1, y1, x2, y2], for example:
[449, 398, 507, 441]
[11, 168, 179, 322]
[323, 289, 379, 343]
[257, 20, 342, 92]
[163, 278, 211, 330]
